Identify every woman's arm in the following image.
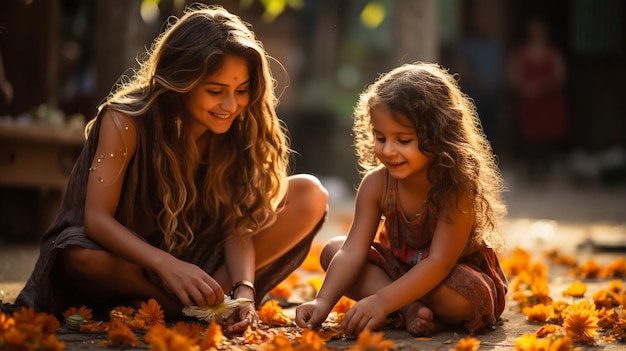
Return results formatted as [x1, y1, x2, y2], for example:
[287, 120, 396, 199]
[83, 110, 222, 307]
[224, 235, 256, 300]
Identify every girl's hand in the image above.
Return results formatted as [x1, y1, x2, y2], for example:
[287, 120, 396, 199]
[340, 295, 387, 337]
[295, 298, 333, 330]
[155, 255, 224, 307]
[226, 303, 259, 334]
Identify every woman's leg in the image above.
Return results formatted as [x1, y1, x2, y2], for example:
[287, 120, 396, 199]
[58, 246, 183, 315]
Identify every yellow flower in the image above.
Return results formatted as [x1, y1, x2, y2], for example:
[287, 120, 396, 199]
[332, 296, 357, 314]
[600, 257, 626, 278]
[200, 320, 224, 349]
[561, 280, 586, 297]
[135, 298, 165, 328]
[523, 304, 551, 323]
[295, 328, 329, 350]
[269, 282, 293, 298]
[535, 323, 559, 338]
[0, 312, 15, 333]
[514, 333, 551, 350]
[257, 299, 292, 327]
[111, 305, 135, 318]
[561, 300, 598, 344]
[300, 242, 325, 272]
[547, 335, 573, 351]
[261, 331, 294, 350]
[38, 333, 66, 351]
[592, 289, 619, 310]
[346, 329, 393, 351]
[145, 324, 196, 351]
[449, 336, 480, 351]
[102, 323, 140, 347]
[608, 279, 623, 294]
[577, 259, 601, 279]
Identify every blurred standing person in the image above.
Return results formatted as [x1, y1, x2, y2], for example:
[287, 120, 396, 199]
[507, 17, 569, 180]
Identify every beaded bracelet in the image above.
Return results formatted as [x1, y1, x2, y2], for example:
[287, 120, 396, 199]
[230, 280, 256, 299]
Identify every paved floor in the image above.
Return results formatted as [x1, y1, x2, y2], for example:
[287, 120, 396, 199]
[1, 170, 625, 350]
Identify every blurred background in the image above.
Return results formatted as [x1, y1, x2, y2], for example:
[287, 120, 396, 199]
[0, 0, 625, 243]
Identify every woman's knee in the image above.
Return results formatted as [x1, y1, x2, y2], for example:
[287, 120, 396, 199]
[288, 174, 329, 216]
[59, 246, 123, 278]
[319, 237, 345, 270]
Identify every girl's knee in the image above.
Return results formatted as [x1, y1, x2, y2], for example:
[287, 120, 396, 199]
[319, 237, 345, 270]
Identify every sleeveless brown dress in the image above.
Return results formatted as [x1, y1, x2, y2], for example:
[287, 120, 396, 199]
[367, 170, 508, 334]
[15, 111, 324, 317]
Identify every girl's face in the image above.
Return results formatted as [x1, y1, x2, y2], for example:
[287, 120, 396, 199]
[183, 55, 250, 138]
[371, 104, 431, 180]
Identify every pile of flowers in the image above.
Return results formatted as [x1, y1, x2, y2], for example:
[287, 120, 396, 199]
[503, 247, 626, 350]
[2, 242, 625, 350]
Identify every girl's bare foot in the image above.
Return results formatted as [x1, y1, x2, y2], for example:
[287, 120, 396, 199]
[402, 301, 443, 336]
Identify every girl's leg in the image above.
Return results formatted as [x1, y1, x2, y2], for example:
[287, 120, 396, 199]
[321, 237, 474, 336]
[402, 285, 474, 336]
[212, 174, 328, 287]
[58, 246, 183, 315]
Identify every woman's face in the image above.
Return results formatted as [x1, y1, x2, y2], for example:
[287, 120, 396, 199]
[183, 55, 250, 138]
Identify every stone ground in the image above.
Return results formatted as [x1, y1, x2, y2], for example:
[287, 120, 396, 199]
[1, 169, 625, 350]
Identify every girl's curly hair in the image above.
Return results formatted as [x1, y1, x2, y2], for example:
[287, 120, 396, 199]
[353, 62, 506, 252]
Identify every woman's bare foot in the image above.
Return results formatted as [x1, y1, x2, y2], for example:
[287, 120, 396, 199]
[402, 301, 443, 336]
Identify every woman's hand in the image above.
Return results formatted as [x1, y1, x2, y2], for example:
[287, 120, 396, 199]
[295, 298, 334, 330]
[225, 302, 259, 334]
[340, 295, 388, 337]
[155, 255, 224, 307]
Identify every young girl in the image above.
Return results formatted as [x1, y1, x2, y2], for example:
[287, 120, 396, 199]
[295, 62, 507, 337]
[16, 3, 328, 333]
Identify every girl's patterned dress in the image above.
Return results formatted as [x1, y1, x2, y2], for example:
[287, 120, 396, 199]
[368, 170, 508, 334]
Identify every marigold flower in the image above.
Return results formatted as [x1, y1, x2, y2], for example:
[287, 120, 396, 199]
[592, 289, 619, 310]
[346, 329, 393, 351]
[307, 276, 324, 293]
[577, 259, 601, 279]
[300, 242, 324, 272]
[102, 322, 140, 347]
[295, 328, 329, 350]
[523, 304, 551, 323]
[38, 333, 66, 351]
[608, 279, 623, 294]
[595, 307, 619, 329]
[547, 335, 574, 351]
[561, 299, 598, 344]
[449, 335, 480, 351]
[0, 312, 15, 333]
[200, 320, 223, 349]
[600, 257, 626, 278]
[332, 296, 356, 314]
[561, 280, 587, 297]
[260, 331, 294, 350]
[62, 305, 93, 322]
[135, 298, 165, 328]
[269, 282, 293, 298]
[111, 305, 135, 318]
[171, 321, 203, 343]
[257, 299, 292, 327]
[514, 333, 551, 350]
[535, 323, 559, 338]
[145, 324, 196, 351]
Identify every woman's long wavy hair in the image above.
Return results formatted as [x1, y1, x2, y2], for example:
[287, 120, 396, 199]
[353, 62, 506, 252]
[86, 3, 289, 256]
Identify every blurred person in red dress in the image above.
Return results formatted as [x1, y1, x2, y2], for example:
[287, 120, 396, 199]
[507, 16, 569, 180]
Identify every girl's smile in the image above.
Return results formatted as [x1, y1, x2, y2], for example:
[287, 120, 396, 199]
[371, 104, 431, 180]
